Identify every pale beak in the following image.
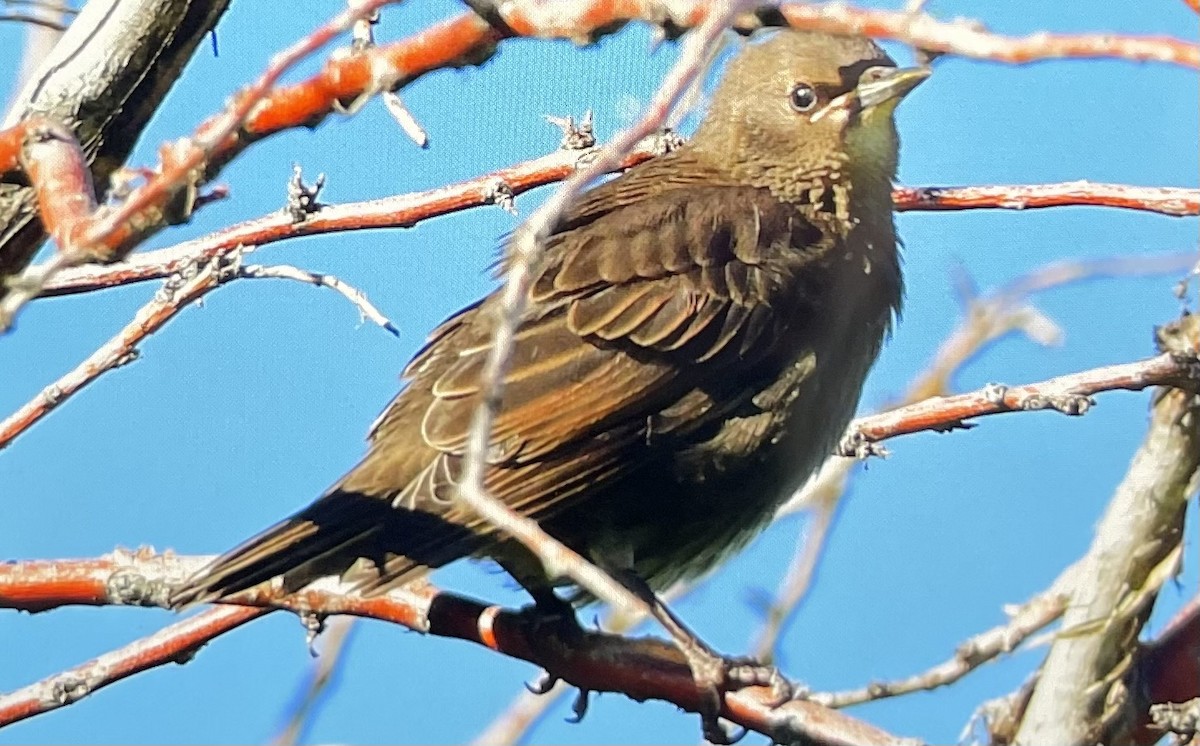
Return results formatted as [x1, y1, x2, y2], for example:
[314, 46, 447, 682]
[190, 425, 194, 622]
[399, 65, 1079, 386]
[856, 66, 930, 110]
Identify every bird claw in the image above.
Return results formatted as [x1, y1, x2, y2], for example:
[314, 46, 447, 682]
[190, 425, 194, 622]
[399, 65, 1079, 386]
[725, 657, 795, 705]
[524, 671, 559, 695]
[565, 688, 591, 723]
[681, 645, 796, 743]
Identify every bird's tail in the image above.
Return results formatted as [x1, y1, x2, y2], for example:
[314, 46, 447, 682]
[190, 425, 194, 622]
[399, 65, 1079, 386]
[168, 491, 414, 609]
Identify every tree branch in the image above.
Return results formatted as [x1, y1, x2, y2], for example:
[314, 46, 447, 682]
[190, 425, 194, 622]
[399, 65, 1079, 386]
[842, 351, 1200, 456]
[3, 0, 1194, 326]
[0, 0, 231, 292]
[1016, 313, 1200, 745]
[0, 551, 910, 746]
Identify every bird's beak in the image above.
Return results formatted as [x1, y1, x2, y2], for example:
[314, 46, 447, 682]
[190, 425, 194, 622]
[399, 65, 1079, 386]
[856, 66, 930, 111]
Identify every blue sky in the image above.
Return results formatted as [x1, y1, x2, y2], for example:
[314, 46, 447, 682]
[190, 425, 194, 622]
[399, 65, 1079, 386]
[1, 1, 1197, 743]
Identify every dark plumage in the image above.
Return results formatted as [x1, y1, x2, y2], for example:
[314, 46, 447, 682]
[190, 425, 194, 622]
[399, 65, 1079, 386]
[169, 31, 927, 618]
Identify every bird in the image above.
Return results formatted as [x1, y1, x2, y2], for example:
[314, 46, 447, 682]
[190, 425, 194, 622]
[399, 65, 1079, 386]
[170, 27, 926, 733]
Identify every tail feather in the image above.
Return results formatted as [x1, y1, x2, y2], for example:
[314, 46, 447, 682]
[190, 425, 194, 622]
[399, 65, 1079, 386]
[169, 490, 482, 608]
[170, 492, 387, 608]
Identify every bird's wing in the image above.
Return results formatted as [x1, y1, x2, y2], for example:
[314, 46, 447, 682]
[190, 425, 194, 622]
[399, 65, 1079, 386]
[169, 160, 830, 605]
[368, 158, 827, 532]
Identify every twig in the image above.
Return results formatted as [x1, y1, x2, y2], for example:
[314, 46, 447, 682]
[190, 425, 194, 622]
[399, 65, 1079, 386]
[272, 618, 357, 746]
[841, 351, 1199, 454]
[38, 181, 1198, 299]
[775, 4, 1197, 68]
[4, 1, 1195, 326]
[0, 605, 267, 725]
[0, 0, 398, 329]
[41, 143, 666, 297]
[0, 258, 399, 451]
[811, 562, 1079, 708]
[238, 263, 398, 336]
[0, 260, 227, 451]
[474, 583, 692, 745]
[754, 253, 1194, 660]
[454, 0, 747, 623]
[892, 182, 1199, 217]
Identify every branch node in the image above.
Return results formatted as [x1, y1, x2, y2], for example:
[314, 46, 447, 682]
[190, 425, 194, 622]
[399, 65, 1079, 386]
[836, 431, 889, 460]
[983, 382, 1009, 405]
[1017, 392, 1094, 415]
[484, 178, 518, 215]
[105, 568, 156, 607]
[1149, 698, 1200, 738]
[46, 674, 90, 706]
[40, 385, 64, 410]
[285, 165, 326, 222]
[546, 110, 596, 150]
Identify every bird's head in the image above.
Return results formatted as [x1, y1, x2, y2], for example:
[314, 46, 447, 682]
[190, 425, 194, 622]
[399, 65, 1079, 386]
[694, 30, 928, 204]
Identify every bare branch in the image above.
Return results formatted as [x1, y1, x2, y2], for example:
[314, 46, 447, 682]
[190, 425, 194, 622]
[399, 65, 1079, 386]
[0, 552, 910, 746]
[454, 0, 747, 622]
[0, 0, 397, 329]
[1016, 314, 1200, 744]
[0, 260, 227, 451]
[238, 263, 399, 336]
[1, 0, 229, 287]
[812, 562, 1079, 708]
[841, 351, 1199, 454]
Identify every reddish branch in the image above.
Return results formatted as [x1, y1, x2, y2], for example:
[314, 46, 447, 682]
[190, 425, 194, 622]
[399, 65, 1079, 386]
[1, 1, 1195, 326]
[0, 264, 225, 451]
[892, 182, 1200, 217]
[0, 552, 906, 746]
[3, 552, 1196, 743]
[38, 173, 1200, 299]
[841, 351, 1200, 455]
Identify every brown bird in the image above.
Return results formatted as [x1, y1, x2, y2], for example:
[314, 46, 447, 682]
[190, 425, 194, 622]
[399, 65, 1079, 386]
[171, 28, 925, 732]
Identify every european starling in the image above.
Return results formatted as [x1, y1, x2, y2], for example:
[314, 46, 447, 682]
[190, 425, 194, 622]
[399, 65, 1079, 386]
[171, 28, 926, 731]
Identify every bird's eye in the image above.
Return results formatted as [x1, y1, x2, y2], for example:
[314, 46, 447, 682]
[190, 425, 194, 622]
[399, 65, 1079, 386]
[788, 83, 817, 112]
[859, 66, 892, 83]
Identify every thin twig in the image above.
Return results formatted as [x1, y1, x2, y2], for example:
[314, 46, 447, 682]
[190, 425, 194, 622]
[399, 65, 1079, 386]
[810, 562, 1080, 708]
[238, 263, 398, 336]
[41, 143, 666, 297]
[754, 252, 1195, 660]
[0, 261, 227, 450]
[454, 0, 748, 621]
[38, 181, 1197, 298]
[272, 618, 357, 746]
[0, 258, 400, 451]
[1016, 315, 1200, 744]
[842, 351, 1199, 454]
[0, 0, 398, 329]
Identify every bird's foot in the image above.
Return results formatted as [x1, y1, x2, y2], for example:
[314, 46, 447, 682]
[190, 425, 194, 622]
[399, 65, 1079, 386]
[519, 589, 585, 647]
[676, 640, 795, 744]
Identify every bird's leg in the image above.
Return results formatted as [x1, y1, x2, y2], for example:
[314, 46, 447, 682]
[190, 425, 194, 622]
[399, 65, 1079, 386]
[523, 585, 586, 646]
[613, 570, 793, 745]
